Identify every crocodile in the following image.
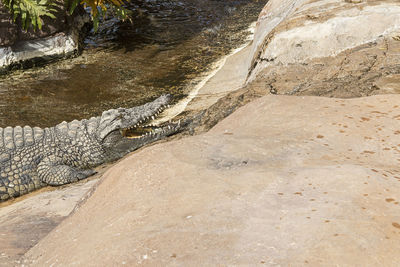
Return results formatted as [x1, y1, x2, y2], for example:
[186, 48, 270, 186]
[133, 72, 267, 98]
[0, 95, 180, 202]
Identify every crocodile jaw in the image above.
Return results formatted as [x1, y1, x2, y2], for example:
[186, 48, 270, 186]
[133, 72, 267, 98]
[98, 95, 180, 159]
[101, 120, 180, 160]
[97, 94, 171, 141]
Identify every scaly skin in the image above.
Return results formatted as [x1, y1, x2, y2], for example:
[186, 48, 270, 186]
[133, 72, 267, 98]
[0, 95, 180, 201]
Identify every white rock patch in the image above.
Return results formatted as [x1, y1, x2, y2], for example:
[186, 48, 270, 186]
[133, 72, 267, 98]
[261, 4, 400, 65]
[0, 33, 78, 68]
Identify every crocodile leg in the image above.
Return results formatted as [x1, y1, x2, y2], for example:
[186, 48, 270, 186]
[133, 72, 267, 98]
[0, 95, 179, 201]
[37, 157, 96, 186]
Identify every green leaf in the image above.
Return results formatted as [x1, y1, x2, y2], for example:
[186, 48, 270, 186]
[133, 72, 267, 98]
[21, 11, 26, 29]
[3, 0, 133, 31]
[37, 17, 42, 29]
[31, 11, 37, 27]
[7, 0, 58, 30]
[69, 0, 80, 15]
[93, 14, 99, 32]
[46, 12, 56, 19]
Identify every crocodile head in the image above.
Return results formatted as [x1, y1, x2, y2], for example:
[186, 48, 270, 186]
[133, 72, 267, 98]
[97, 94, 180, 160]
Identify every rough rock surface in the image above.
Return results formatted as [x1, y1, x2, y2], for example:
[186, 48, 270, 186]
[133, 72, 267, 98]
[24, 95, 400, 266]
[173, 0, 400, 121]
[0, 178, 99, 266]
[2, 0, 400, 265]
[246, 0, 400, 98]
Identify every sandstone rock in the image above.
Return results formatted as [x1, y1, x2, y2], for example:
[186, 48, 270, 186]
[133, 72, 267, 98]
[246, 0, 400, 98]
[2, 0, 400, 265]
[0, 173, 104, 266]
[23, 95, 400, 266]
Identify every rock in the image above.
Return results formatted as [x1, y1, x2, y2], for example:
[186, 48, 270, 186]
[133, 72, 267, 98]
[0, 173, 105, 266]
[245, 0, 400, 98]
[2, 0, 400, 265]
[0, 1, 90, 73]
[23, 94, 400, 265]
[172, 0, 400, 121]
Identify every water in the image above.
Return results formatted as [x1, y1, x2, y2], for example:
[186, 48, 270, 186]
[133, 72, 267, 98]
[0, 0, 267, 128]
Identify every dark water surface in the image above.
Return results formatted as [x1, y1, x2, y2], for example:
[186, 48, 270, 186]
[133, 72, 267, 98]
[0, 0, 266, 127]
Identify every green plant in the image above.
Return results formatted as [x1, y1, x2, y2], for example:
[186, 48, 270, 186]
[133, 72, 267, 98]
[69, 0, 131, 32]
[1, 0, 57, 30]
[1, 0, 131, 31]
